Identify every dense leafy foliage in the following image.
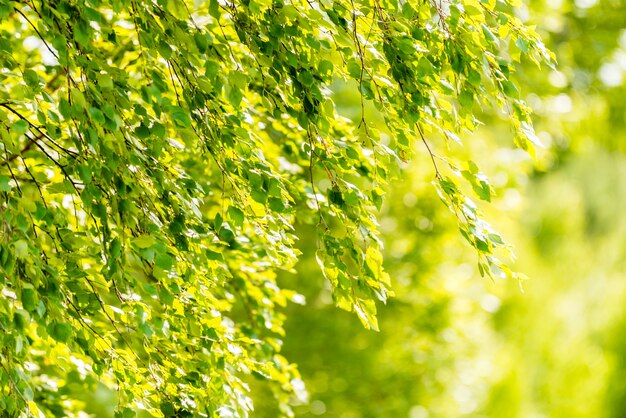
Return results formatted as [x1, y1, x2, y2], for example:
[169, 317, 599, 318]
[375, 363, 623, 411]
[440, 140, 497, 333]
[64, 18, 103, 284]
[0, 0, 552, 415]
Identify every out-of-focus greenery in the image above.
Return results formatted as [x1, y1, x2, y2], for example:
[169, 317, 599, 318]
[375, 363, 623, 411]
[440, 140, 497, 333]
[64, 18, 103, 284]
[254, 0, 626, 416]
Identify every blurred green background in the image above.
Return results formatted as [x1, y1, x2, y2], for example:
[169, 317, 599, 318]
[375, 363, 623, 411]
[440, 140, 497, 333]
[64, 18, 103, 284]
[254, 0, 626, 416]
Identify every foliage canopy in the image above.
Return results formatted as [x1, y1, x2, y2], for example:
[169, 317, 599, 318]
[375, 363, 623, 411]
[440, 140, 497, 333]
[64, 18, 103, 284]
[0, 0, 552, 415]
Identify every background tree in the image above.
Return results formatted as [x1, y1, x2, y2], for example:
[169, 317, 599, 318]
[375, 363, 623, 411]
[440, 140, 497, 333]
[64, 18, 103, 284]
[0, 0, 551, 416]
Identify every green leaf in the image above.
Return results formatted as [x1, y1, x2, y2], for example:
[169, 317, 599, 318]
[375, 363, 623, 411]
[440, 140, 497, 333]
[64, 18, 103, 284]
[110, 237, 122, 258]
[468, 69, 482, 86]
[0, 176, 11, 192]
[170, 106, 192, 128]
[74, 20, 91, 46]
[501, 80, 519, 98]
[117, 408, 136, 418]
[160, 402, 176, 416]
[194, 32, 209, 52]
[11, 120, 28, 135]
[481, 24, 499, 44]
[347, 60, 362, 79]
[228, 86, 243, 107]
[97, 73, 114, 90]
[298, 71, 314, 86]
[59, 98, 73, 119]
[205, 249, 223, 261]
[158, 41, 173, 59]
[328, 187, 344, 206]
[133, 235, 157, 248]
[71, 88, 87, 108]
[155, 253, 173, 270]
[465, 4, 482, 16]
[365, 246, 382, 279]
[21, 287, 37, 312]
[24, 69, 40, 88]
[516, 36, 529, 53]
[89, 107, 106, 124]
[459, 90, 474, 108]
[475, 237, 490, 252]
[319, 60, 334, 76]
[227, 206, 245, 227]
[209, 0, 220, 18]
[134, 123, 150, 138]
[354, 300, 379, 331]
[14, 240, 28, 259]
[13, 310, 29, 330]
[50, 322, 73, 343]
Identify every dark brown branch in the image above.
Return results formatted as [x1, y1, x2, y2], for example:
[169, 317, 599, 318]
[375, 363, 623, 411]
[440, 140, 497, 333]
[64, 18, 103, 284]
[14, 7, 59, 60]
[0, 133, 40, 167]
[0, 103, 79, 159]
